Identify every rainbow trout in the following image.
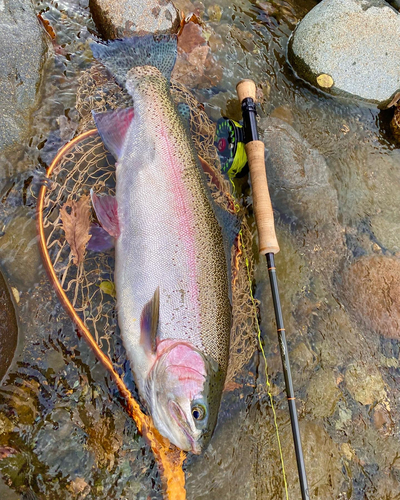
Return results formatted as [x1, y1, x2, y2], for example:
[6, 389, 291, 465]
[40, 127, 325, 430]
[90, 35, 237, 453]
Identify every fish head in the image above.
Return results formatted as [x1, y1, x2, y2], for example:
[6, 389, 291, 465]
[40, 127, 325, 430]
[146, 341, 224, 454]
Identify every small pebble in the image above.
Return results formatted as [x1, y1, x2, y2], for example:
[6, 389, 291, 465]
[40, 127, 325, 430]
[207, 4, 222, 23]
[316, 73, 334, 89]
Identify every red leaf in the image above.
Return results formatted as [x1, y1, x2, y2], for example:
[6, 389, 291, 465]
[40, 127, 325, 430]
[177, 22, 206, 54]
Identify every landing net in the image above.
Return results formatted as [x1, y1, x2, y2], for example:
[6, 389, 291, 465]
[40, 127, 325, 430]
[37, 63, 259, 497]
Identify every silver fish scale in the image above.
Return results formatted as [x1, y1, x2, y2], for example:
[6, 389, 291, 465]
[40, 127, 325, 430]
[116, 67, 231, 376]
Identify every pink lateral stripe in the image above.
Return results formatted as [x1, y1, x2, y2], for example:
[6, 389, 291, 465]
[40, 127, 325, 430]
[157, 119, 200, 316]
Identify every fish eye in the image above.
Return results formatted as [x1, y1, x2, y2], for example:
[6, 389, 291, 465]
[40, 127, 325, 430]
[191, 405, 206, 421]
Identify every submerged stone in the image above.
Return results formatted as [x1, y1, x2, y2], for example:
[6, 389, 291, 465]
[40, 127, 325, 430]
[370, 213, 400, 253]
[345, 361, 386, 405]
[289, 0, 400, 104]
[306, 369, 341, 418]
[283, 420, 343, 499]
[0, 0, 47, 151]
[0, 213, 41, 288]
[341, 255, 400, 339]
[258, 117, 346, 277]
[89, 0, 180, 39]
[259, 117, 339, 227]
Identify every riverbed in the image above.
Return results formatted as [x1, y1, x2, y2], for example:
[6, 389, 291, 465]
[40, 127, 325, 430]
[1, 0, 399, 498]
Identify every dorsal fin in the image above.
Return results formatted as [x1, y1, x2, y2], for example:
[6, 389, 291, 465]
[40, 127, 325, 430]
[212, 202, 241, 303]
[176, 102, 191, 126]
[140, 287, 160, 355]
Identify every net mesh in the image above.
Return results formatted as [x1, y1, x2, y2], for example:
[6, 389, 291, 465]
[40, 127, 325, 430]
[41, 63, 258, 385]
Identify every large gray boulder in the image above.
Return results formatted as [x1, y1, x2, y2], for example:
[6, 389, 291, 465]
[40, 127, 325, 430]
[289, 0, 400, 104]
[89, 0, 180, 39]
[0, 0, 47, 151]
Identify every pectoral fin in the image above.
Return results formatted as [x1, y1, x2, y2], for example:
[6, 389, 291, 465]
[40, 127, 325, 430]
[140, 287, 160, 355]
[90, 189, 120, 238]
[87, 223, 115, 252]
[92, 107, 134, 160]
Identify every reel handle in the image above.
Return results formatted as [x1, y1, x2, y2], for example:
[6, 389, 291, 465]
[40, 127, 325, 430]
[236, 79, 280, 255]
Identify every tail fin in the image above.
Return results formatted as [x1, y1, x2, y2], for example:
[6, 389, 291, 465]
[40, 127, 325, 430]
[91, 35, 177, 86]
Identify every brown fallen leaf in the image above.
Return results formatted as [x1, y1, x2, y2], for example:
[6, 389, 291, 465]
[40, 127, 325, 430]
[387, 91, 400, 109]
[37, 13, 56, 40]
[60, 195, 92, 265]
[68, 477, 90, 496]
[178, 21, 206, 53]
[173, 20, 222, 88]
[177, 11, 203, 36]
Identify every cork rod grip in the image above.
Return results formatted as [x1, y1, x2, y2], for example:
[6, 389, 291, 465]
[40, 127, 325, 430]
[236, 79, 257, 103]
[245, 141, 280, 254]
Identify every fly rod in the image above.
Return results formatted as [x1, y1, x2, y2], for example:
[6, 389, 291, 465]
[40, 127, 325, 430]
[236, 79, 310, 500]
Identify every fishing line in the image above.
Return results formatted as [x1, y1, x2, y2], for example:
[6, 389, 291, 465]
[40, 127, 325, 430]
[241, 231, 289, 500]
[218, 133, 289, 496]
[217, 87, 308, 499]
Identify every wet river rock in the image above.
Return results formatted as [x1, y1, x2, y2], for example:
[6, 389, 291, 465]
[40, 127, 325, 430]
[259, 117, 339, 227]
[0, 212, 41, 288]
[345, 361, 386, 406]
[306, 369, 341, 418]
[341, 255, 400, 339]
[259, 117, 346, 277]
[289, 0, 400, 104]
[0, 269, 18, 383]
[0, 0, 47, 152]
[89, 0, 180, 39]
[282, 419, 343, 499]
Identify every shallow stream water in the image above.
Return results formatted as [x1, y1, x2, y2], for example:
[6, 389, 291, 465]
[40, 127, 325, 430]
[1, 0, 400, 498]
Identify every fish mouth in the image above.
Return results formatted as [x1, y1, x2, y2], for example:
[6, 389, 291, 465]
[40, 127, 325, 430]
[168, 400, 202, 454]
